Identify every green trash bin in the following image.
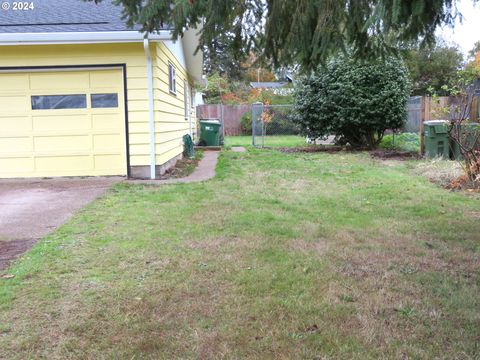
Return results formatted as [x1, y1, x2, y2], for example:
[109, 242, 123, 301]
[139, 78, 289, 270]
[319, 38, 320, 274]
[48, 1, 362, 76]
[424, 120, 450, 159]
[450, 123, 480, 160]
[199, 120, 221, 146]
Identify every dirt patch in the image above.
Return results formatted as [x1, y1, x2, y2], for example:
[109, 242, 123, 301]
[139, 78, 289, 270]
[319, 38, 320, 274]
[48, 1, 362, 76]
[0, 238, 37, 271]
[370, 150, 421, 160]
[337, 247, 480, 280]
[277, 147, 421, 161]
[277, 146, 349, 153]
[158, 152, 203, 180]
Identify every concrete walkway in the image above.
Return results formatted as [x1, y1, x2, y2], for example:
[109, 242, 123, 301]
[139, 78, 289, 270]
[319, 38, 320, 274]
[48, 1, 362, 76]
[128, 151, 220, 185]
[231, 146, 247, 152]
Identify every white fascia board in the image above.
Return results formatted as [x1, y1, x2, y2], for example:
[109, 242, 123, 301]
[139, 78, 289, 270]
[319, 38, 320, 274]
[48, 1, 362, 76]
[181, 24, 205, 85]
[0, 31, 172, 46]
[163, 39, 187, 70]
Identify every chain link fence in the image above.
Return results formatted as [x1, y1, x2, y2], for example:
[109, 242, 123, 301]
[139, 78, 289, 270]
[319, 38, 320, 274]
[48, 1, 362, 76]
[252, 103, 303, 147]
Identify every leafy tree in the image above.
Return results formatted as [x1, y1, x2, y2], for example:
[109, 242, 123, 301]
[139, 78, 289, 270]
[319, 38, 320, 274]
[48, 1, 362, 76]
[403, 40, 464, 96]
[468, 40, 480, 60]
[202, 72, 229, 104]
[91, 0, 471, 70]
[244, 68, 277, 83]
[293, 56, 411, 149]
[203, 31, 245, 79]
[203, 73, 293, 105]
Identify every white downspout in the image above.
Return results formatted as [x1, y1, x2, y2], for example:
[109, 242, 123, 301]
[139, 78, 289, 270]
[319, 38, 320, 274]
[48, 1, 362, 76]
[144, 36, 156, 180]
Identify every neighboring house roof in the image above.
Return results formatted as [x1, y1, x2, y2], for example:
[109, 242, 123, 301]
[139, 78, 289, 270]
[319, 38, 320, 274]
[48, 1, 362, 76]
[250, 82, 289, 89]
[0, 0, 169, 33]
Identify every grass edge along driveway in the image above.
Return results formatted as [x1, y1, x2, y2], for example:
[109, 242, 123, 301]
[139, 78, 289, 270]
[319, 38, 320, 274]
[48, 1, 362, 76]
[1, 149, 479, 359]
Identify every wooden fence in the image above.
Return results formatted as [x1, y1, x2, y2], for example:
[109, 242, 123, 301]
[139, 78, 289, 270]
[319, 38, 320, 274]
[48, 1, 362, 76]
[407, 96, 480, 153]
[196, 104, 251, 136]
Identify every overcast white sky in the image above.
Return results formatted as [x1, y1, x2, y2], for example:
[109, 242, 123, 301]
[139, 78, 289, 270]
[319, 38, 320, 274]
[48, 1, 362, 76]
[436, 0, 480, 56]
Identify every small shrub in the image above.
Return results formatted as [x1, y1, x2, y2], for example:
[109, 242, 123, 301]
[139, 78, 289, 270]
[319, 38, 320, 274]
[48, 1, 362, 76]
[240, 111, 252, 135]
[266, 108, 301, 135]
[379, 133, 420, 152]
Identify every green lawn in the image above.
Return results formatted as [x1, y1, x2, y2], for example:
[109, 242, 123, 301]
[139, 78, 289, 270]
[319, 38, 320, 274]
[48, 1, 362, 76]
[226, 135, 306, 148]
[1, 149, 479, 359]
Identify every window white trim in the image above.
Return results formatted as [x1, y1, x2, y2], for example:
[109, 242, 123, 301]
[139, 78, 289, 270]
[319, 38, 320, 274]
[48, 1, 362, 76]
[168, 62, 177, 95]
[184, 79, 189, 120]
[190, 85, 195, 109]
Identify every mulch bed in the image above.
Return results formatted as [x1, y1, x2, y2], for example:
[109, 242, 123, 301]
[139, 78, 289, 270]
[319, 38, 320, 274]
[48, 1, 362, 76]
[158, 152, 203, 180]
[369, 150, 421, 160]
[277, 146, 350, 153]
[277, 146, 421, 161]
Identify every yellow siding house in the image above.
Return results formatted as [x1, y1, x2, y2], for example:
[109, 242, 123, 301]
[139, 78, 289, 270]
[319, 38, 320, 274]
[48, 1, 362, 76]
[0, 0, 204, 179]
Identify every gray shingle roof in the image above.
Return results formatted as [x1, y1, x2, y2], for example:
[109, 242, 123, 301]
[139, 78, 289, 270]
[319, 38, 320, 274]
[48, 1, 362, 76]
[0, 0, 158, 33]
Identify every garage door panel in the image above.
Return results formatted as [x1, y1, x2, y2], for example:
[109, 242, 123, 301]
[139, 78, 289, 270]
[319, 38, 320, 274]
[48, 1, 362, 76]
[92, 114, 121, 130]
[0, 74, 29, 91]
[93, 134, 123, 151]
[33, 115, 91, 132]
[34, 135, 91, 152]
[0, 69, 126, 178]
[0, 137, 32, 153]
[90, 70, 121, 88]
[35, 155, 93, 172]
[29, 72, 90, 90]
[0, 157, 34, 173]
[94, 154, 124, 170]
[0, 116, 31, 132]
[0, 96, 29, 115]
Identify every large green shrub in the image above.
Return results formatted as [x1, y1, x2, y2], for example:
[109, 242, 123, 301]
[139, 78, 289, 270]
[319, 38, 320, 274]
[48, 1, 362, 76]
[293, 56, 411, 149]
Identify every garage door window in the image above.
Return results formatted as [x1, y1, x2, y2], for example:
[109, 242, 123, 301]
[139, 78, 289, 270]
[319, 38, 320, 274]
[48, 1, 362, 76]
[32, 95, 87, 110]
[91, 93, 118, 108]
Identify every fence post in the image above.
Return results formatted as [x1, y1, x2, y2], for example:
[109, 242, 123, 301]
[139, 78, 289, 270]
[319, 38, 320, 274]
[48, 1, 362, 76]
[420, 96, 428, 155]
[252, 102, 264, 147]
[471, 97, 479, 121]
[221, 103, 225, 144]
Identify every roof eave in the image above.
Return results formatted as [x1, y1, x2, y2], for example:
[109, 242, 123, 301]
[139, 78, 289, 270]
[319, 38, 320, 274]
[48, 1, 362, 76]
[0, 30, 173, 45]
[181, 23, 205, 85]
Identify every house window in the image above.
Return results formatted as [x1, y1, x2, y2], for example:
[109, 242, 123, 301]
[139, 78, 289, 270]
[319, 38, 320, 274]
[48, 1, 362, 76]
[31, 95, 86, 110]
[91, 93, 118, 108]
[168, 63, 177, 95]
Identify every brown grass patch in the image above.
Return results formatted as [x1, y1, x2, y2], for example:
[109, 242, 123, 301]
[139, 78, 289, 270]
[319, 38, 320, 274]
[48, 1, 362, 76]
[414, 159, 463, 187]
[289, 238, 330, 255]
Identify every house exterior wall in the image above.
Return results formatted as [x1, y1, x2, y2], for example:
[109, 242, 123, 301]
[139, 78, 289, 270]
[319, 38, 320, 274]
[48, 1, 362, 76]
[151, 41, 195, 168]
[0, 42, 196, 177]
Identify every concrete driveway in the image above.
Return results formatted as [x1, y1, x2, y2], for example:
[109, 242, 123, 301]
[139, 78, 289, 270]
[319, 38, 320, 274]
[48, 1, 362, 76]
[0, 177, 122, 270]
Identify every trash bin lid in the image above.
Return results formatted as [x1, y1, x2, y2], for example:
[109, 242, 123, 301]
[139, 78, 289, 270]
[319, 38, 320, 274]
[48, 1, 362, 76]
[424, 120, 449, 126]
[200, 119, 221, 125]
[424, 120, 449, 134]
